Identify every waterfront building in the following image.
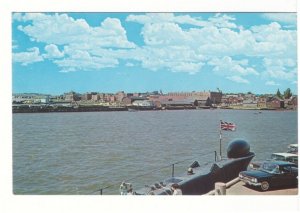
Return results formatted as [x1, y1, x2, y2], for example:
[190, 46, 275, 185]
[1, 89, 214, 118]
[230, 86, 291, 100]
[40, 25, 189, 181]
[286, 96, 298, 110]
[222, 95, 243, 106]
[257, 96, 284, 109]
[40, 97, 50, 104]
[159, 99, 195, 108]
[13, 93, 50, 104]
[103, 93, 114, 102]
[153, 100, 162, 108]
[244, 93, 257, 101]
[257, 97, 267, 108]
[122, 96, 148, 106]
[81, 93, 92, 101]
[194, 97, 212, 107]
[242, 99, 258, 108]
[91, 94, 100, 101]
[116, 91, 126, 102]
[132, 100, 154, 107]
[166, 91, 222, 104]
[147, 95, 160, 101]
[64, 91, 81, 102]
[109, 96, 117, 103]
[266, 96, 284, 109]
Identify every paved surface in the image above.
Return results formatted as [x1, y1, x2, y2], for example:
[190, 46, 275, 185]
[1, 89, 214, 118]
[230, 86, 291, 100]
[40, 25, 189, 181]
[226, 180, 298, 195]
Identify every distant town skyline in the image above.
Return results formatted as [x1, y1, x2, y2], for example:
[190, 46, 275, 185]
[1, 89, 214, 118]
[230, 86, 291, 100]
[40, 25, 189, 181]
[12, 12, 297, 95]
[12, 88, 295, 97]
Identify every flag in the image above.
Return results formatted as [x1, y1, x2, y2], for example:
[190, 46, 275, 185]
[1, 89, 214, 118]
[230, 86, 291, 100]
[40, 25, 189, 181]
[220, 120, 236, 131]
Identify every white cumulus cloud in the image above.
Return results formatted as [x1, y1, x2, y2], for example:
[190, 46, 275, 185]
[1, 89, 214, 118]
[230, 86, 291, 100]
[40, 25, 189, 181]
[125, 62, 135, 67]
[12, 12, 297, 80]
[226, 76, 250, 84]
[208, 56, 259, 76]
[54, 49, 119, 72]
[262, 58, 297, 82]
[262, 13, 296, 25]
[126, 13, 237, 29]
[16, 13, 135, 49]
[43, 44, 64, 58]
[13, 47, 43, 65]
[265, 81, 280, 86]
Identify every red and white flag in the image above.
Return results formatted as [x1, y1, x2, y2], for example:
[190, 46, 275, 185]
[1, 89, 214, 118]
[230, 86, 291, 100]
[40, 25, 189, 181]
[220, 120, 236, 131]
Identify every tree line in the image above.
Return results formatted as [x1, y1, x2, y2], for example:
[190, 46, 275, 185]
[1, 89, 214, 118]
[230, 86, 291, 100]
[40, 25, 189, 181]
[276, 88, 293, 99]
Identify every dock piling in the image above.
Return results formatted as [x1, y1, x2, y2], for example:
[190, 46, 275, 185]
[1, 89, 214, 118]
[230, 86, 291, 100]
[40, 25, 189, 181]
[172, 164, 175, 177]
[215, 182, 226, 195]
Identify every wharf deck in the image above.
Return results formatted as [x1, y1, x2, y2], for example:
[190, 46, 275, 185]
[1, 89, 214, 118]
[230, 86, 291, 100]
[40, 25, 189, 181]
[226, 180, 298, 195]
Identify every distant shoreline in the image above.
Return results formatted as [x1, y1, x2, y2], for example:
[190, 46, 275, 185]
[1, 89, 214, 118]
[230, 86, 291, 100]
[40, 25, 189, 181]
[12, 105, 296, 113]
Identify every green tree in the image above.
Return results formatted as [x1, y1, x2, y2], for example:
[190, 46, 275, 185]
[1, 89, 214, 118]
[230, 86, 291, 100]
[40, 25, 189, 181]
[283, 88, 292, 99]
[276, 89, 282, 98]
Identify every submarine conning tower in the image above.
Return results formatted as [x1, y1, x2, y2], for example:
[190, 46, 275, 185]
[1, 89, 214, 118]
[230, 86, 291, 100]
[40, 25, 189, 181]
[227, 139, 251, 158]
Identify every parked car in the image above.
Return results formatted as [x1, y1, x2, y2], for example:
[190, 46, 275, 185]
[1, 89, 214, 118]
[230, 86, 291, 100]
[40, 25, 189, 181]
[239, 161, 298, 191]
[287, 144, 298, 154]
[249, 152, 298, 170]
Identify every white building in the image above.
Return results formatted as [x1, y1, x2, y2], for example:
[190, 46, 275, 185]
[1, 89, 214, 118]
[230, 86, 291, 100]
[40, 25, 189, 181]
[132, 100, 154, 107]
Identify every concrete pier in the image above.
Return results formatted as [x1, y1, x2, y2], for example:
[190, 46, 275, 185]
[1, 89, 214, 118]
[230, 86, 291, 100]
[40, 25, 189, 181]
[226, 179, 298, 195]
[206, 178, 298, 195]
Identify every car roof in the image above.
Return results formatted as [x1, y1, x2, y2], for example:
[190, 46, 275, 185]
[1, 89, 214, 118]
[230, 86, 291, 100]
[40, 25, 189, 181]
[263, 161, 297, 166]
[272, 153, 298, 157]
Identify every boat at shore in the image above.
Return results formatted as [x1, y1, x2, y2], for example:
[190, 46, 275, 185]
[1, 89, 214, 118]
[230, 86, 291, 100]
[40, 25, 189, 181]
[131, 139, 255, 195]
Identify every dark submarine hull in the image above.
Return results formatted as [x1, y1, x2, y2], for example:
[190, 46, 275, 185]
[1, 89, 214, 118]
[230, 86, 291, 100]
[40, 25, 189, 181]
[179, 153, 254, 195]
[135, 139, 255, 195]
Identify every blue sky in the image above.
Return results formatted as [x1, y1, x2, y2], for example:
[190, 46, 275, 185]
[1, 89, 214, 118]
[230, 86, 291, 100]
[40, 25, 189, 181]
[12, 12, 297, 95]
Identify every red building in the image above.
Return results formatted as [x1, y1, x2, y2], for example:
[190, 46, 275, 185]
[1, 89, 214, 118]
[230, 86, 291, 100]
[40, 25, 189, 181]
[266, 97, 284, 109]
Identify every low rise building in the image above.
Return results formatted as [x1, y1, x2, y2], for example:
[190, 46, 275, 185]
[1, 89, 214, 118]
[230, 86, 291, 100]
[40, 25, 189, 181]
[91, 94, 100, 101]
[160, 99, 195, 108]
[166, 91, 222, 104]
[116, 91, 126, 102]
[284, 96, 297, 110]
[194, 97, 212, 107]
[242, 99, 258, 108]
[132, 100, 154, 107]
[13, 93, 50, 104]
[64, 92, 80, 102]
[266, 96, 284, 109]
[257, 97, 267, 108]
[81, 93, 92, 101]
[122, 96, 148, 106]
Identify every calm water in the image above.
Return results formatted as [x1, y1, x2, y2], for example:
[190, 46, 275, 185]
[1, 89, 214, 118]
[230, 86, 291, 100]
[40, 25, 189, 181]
[13, 109, 297, 194]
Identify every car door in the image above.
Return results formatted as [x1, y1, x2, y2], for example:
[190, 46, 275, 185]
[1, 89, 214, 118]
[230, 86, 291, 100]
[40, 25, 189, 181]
[269, 166, 285, 187]
[276, 165, 296, 187]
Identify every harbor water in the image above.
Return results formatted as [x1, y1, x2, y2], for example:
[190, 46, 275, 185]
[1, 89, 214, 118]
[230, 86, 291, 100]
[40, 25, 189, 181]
[13, 109, 297, 195]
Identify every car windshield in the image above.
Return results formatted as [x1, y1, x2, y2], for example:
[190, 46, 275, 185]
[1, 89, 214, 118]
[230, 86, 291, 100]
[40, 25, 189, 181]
[271, 154, 285, 161]
[259, 163, 280, 174]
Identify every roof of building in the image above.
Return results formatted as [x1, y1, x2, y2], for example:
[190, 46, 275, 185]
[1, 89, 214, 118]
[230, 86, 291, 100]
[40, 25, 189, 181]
[267, 96, 284, 102]
[195, 97, 210, 101]
[129, 96, 148, 101]
[160, 100, 194, 105]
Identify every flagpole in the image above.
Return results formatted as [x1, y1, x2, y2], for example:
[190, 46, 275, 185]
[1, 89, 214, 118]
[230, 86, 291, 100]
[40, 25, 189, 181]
[219, 120, 222, 159]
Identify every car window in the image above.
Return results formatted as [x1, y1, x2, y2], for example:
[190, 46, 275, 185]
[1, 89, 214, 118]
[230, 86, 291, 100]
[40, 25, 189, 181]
[260, 163, 280, 174]
[282, 166, 292, 173]
[290, 156, 298, 164]
[290, 165, 298, 171]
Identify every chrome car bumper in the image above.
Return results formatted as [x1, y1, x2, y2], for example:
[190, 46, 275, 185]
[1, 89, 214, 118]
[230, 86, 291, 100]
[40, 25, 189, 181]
[239, 177, 261, 186]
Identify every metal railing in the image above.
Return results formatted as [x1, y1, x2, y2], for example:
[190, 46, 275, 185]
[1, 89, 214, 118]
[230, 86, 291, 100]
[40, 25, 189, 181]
[91, 150, 218, 195]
